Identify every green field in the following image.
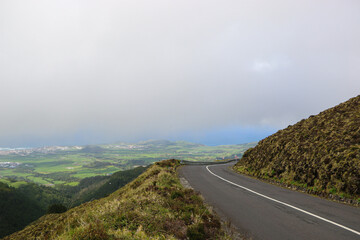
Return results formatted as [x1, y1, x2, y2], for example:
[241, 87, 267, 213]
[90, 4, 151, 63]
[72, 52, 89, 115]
[0, 140, 255, 186]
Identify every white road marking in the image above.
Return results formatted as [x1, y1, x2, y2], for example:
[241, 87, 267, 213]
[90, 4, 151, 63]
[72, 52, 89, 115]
[206, 164, 360, 236]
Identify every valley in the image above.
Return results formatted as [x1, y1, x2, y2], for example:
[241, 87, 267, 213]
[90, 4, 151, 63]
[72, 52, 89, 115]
[0, 140, 254, 238]
[0, 140, 255, 186]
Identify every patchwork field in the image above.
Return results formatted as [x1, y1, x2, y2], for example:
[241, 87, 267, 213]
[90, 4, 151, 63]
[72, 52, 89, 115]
[0, 140, 255, 186]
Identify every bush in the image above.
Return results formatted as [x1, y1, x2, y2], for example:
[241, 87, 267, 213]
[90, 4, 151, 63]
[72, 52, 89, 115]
[46, 204, 67, 214]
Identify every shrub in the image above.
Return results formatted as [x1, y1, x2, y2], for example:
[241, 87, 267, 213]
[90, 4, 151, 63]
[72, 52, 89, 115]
[46, 204, 67, 214]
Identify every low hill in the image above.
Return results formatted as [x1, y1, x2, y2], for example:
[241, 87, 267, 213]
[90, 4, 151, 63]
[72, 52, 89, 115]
[3, 160, 226, 240]
[81, 145, 106, 153]
[234, 95, 360, 203]
[138, 139, 177, 147]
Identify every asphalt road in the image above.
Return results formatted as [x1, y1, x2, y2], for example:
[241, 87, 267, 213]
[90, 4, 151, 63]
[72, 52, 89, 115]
[179, 162, 360, 240]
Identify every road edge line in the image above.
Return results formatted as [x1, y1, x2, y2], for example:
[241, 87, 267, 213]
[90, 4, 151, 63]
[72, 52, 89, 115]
[206, 164, 360, 236]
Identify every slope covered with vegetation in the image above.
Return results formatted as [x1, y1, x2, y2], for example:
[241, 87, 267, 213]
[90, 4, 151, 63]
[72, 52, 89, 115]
[67, 165, 147, 206]
[234, 95, 360, 202]
[3, 160, 226, 240]
[0, 166, 146, 238]
[0, 182, 43, 238]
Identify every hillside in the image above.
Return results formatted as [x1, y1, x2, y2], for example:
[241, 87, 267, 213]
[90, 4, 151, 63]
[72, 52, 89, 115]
[0, 183, 43, 238]
[68, 166, 148, 206]
[3, 160, 227, 240]
[234, 95, 360, 202]
[0, 167, 147, 238]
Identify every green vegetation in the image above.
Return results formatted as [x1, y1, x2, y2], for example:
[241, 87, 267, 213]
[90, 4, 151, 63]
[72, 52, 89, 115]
[234, 95, 360, 202]
[0, 182, 43, 238]
[0, 166, 147, 238]
[47, 204, 67, 214]
[66, 165, 148, 206]
[4, 160, 228, 240]
[0, 140, 254, 186]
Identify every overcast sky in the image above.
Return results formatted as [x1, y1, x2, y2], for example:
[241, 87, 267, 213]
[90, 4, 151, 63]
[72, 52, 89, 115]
[1, 0, 359, 147]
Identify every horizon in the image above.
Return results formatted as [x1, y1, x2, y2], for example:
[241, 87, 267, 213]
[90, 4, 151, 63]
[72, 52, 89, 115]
[0, 137, 262, 149]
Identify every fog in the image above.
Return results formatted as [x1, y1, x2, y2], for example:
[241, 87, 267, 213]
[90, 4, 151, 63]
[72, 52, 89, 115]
[1, 0, 359, 146]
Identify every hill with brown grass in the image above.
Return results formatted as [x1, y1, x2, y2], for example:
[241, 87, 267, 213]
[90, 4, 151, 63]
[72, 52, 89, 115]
[234, 95, 360, 203]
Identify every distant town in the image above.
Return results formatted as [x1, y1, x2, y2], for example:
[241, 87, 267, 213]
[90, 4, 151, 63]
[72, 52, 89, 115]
[0, 162, 21, 168]
[0, 143, 162, 156]
[0, 146, 83, 156]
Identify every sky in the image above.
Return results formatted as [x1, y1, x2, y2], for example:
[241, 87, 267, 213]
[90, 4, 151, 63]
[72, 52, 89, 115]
[0, 0, 359, 147]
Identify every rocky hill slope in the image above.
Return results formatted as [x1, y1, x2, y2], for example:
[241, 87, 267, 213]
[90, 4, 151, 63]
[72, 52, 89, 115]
[3, 160, 227, 240]
[234, 95, 360, 203]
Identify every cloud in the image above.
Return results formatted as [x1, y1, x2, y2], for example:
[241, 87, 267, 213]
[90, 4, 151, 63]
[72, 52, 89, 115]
[0, 0, 359, 146]
[251, 57, 290, 72]
[252, 61, 275, 72]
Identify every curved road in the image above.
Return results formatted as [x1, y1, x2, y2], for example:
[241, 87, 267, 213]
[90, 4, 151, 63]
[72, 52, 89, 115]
[179, 162, 360, 240]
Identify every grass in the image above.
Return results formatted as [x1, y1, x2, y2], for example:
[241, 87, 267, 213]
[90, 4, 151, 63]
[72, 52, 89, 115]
[4, 159, 230, 240]
[64, 181, 79, 186]
[0, 179, 27, 188]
